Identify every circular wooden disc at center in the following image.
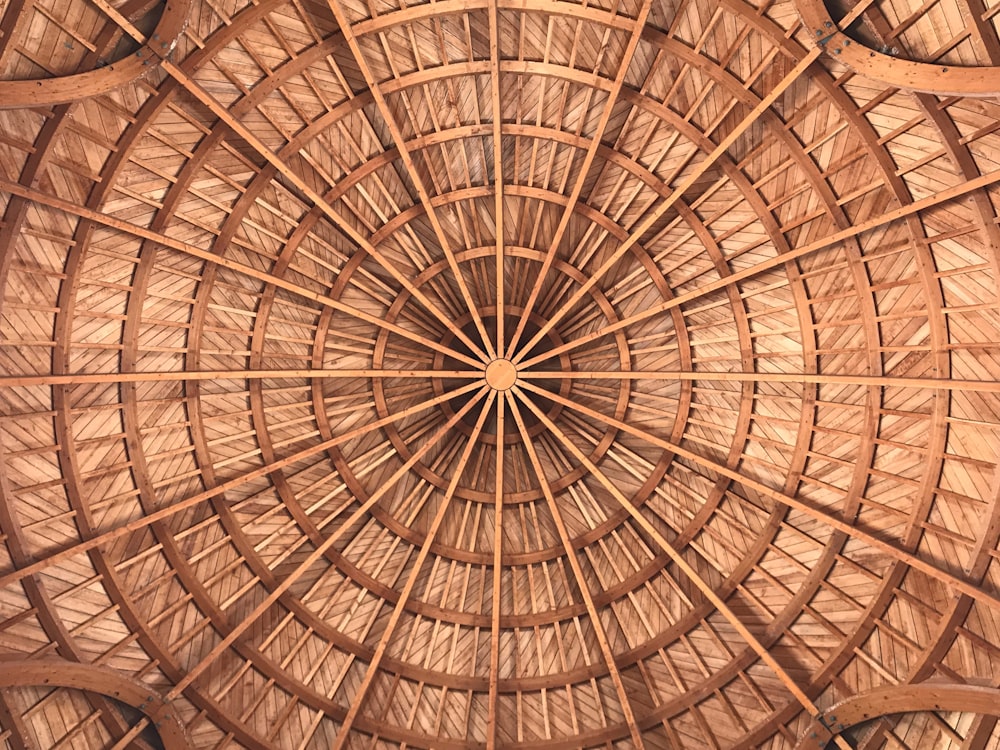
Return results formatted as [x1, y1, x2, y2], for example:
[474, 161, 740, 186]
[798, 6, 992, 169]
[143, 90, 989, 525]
[485, 358, 517, 390]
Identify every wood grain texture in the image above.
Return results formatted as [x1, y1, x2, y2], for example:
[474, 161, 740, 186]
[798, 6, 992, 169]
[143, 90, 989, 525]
[0, 0, 1000, 748]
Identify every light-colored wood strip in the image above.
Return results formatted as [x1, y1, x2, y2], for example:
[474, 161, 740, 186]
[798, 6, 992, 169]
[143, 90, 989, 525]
[0, 369, 481, 387]
[513, 386, 855, 749]
[324, 0, 495, 362]
[487, 391, 504, 750]
[0, 176, 482, 368]
[93, 3, 491, 365]
[518, 380, 1000, 612]
[517, 369, 1000, 393]
[163, 386, 490, 701]
[517, 160, 1000, 369]
[507, 395, 647, 749]
[489, 0, 505, 357]
[331, 390, 497, 748]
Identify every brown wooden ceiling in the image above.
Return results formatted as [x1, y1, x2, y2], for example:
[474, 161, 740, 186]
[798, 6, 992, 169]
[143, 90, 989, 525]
[1, 0, 1000, 748]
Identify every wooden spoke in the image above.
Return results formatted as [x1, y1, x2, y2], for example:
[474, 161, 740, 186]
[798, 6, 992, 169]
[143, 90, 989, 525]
[5, 1, 1000, 748]
[0, 381, 483, 592]
[518, 380, 1000, 612]
[98, 6, 494, 364]
[517, 163, 1000, 370]
[486, 391, 504, 750]
[512, 385, 854, 750]
[507, 393, 648, 750]
[489, 0, 505, 358]
[0, 177, 484, 369]
[162, 386, 491, 701]
[517, 369, 1000, 393]
[0, 369, 481, 387]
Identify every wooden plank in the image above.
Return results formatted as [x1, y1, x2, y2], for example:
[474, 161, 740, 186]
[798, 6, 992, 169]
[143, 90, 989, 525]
[508, 396, 648, 749]
[518, 380, 1000, 612]
[507, 0, 655, 354]
[0, 369, 480, 387]
[330, 391, 497, 748]
[518, 370, 1000, 393]
[487, 392, 505, 750]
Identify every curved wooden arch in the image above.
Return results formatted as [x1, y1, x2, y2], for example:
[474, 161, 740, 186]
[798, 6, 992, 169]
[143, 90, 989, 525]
[0, 660, 191, 749]
[796, 0, 1000, 97]
[0, 0, 190, 108]
[792, 683, 1000, 749]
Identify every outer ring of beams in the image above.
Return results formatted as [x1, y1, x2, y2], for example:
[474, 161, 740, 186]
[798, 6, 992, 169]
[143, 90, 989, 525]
[7, 2, 1000, 748]
[0, 33, 832, 748]
[199, 27, 956, 750]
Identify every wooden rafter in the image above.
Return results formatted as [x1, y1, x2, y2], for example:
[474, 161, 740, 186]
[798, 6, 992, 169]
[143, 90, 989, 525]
[94, 2, 493, 366]
[2, 0, 1000, 747]
[516, 162, 1000, 371]
[323, 0, 496, 362]
[507, 394, 648, 750]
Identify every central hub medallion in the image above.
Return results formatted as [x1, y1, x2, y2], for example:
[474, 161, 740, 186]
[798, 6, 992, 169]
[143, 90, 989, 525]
[485, 358, 517, 390]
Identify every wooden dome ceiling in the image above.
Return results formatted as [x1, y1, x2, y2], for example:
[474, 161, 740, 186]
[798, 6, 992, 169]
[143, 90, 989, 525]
[2, 0, 1000, 748]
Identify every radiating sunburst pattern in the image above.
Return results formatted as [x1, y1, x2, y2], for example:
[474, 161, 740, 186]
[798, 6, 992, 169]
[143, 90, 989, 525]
[1, 0, 1000, 749]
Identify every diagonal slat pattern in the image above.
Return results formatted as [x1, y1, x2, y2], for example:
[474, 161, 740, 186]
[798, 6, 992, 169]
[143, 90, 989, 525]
[0, 0, 999, 749]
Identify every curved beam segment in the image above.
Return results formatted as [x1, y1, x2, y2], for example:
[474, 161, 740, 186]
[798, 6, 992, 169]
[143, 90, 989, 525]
[792, 683, 1000, 749]
[0, 0, 190, 107]
[0, 659, 190, 750]
[796, 0, 1000, 97]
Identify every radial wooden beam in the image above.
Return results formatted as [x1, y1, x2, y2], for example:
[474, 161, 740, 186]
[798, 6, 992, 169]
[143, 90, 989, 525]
[507, 0, 654, 355]
[486, 391, 505, 750]
[0, 381, 483, 591]
[331, 390, 497, 749]
[517, 160, 1000, 370]
[512, 386, 856, 750]
[511, 46, 823, 365]
[323, 0, 495, 362]
[94, 2, 492, 365]
[0, 177, 482, 369]
[489, 0, 505, 357]
[0, 369, 481, 387]
[518, 380, 1000, 611]
[163, 387, 491, 702]
[516, 370, 1000, 394]
[507, 394, 648, 750]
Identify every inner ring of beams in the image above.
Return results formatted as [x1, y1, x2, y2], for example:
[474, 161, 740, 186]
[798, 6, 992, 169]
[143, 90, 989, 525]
[7, 2, 1000, 748]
